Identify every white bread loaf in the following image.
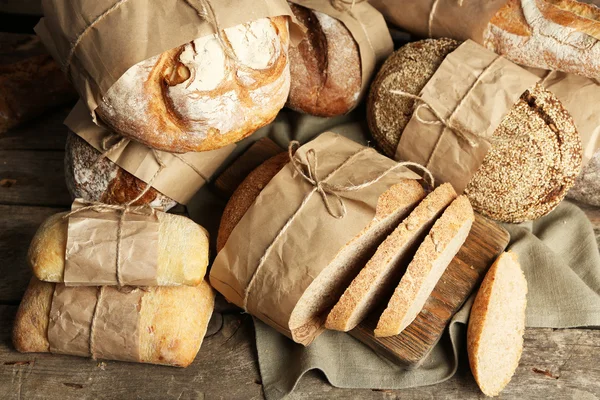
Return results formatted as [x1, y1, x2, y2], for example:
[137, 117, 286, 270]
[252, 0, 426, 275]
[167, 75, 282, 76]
[97, 17, 291, 153]
[467, 251, 528, 397]
[28, 211, 209, 286]
[325, 183, 457, 332]
[375, 195, 474, 337]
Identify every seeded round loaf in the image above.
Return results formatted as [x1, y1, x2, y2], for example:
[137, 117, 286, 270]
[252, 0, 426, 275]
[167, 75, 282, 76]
[65, 132, 177, 210]
[216, 151, 289, 252]
[286, 3, 361, 117]
[367, 39, 582, 223]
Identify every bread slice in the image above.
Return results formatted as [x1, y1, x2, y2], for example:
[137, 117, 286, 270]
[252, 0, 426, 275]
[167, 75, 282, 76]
[325, 183, 457, 332]
[288, 179, 426, 344]
[467, 251, 527, 397]
[13, 277, 215, 367]
[28, 211, 209, 286]
[374, 195, 474, 337]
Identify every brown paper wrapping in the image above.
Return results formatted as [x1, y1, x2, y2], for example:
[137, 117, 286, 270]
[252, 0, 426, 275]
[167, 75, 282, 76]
[369, 0, 506, 42]
[64, 199, 159, 287]
[35, 0, 301, 114]
[210, 132, 420, 342]
[48, 284, 142, 362]
[396, 40, 539, 193]
[65, 102, 234, 205]
[288, 0, 393, 100]
[526, 68, 600, 167]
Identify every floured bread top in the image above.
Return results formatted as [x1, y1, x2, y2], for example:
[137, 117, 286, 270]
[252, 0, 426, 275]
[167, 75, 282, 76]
[97, 17, 290, 153]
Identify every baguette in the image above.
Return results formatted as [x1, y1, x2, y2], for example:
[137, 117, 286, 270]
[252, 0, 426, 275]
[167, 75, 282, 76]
[13, 278, 215, 367]
[375, 195, 474, 337]
[28, 211, 209, 286]
[467, 251, 527, 397]
[325, 183, 457, 332]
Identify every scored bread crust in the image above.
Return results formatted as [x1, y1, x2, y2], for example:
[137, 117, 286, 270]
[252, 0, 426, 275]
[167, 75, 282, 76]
[374, 195, 474, 337]
[325, 183, 457, 332]
[287, 3, 362, 117]
[28, 211, 209, 286]
[13, 278, 215, 367]
[484, 0, 600, 79]
[367, 39, 582, 223]
[65, 132, 177, 210]
[467, 251, 527, 397]
[217, 152, 290, 252]
[96, 17, 290, 153]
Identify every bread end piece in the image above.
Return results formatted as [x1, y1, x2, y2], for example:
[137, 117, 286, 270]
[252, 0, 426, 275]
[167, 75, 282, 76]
[467, 251, 527, 397]
[13, 278, 53, 353]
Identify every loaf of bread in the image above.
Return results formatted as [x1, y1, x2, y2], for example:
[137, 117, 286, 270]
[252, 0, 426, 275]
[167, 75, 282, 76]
[484, 0, 600, 79]
[96, 17, 291, 153]
[0, 33, 75, 133]
[325, 183, 457, 332]
[215, 143, 426, 344]
[375, 195, 474, 337]
[368, 39, 582, 223]
[467, 251, 527, 397]
[28, 211, 209, 286]
[286, 3, 361, 117]
[13, 277, 215, 367]
[65, 131, 177, 210]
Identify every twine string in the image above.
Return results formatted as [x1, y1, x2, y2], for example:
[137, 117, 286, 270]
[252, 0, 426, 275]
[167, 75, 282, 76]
[241, 141, 434, 311]
[330, 0, 364, 11]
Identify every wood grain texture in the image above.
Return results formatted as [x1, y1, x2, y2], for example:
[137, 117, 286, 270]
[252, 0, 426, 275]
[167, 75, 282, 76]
[351, 213, 510, 367]
[0, 106, 69, 151]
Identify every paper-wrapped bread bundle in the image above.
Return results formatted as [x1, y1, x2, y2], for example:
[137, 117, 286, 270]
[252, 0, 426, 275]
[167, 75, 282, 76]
[63, 103, 235, 210]
[367, 39, 582, 223]
[370, 0, 600, 80]
[211, 132, 428, 345]
[28, 206, 209, 287]
[13, 278, 215, 368]
[35, 0, 299, 152]
[286, 0, 393, 117]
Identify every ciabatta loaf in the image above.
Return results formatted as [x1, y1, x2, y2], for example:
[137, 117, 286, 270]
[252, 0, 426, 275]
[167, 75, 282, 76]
[287, 3, 361, 117]
[368, 39, 582, 223]
[97, 17, 291, 153]
[65, 132, 177, 210]
[484, 0, 600, 79]
[375, 195, 474, 337]
[13, 278, 215, 367]
[325, 183, 457, 332]
[28, 211, 209, 286]
[467, 251, 528, 397]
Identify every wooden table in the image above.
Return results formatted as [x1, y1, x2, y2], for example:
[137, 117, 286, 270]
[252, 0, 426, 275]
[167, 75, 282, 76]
[1, 107, 599, 399]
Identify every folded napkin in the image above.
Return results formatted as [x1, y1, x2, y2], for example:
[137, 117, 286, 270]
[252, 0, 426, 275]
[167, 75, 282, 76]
[255, 201, 600, 400]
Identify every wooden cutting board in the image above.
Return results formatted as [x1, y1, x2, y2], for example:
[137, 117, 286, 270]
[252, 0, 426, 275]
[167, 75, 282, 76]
[215, 137, 510, 368]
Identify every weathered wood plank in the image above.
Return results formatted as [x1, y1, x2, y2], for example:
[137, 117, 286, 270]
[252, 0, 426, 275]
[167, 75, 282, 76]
[0, 0, 42, 15]
[0, 150, 71, 207]
[0, 205, 65, 303]
[0, 106, 70, 151]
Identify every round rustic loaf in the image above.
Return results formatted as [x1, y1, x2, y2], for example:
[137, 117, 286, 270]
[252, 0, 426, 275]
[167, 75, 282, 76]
[96, 17, 291, 153]
[286, 3, 361, 117]
[568, 157, 600, 206]
[367, 39, 582, 223]
[64, 131, 177, 210]
[217, 152, 289, 252]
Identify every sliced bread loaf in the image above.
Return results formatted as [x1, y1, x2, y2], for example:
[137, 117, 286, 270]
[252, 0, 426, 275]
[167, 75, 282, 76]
[374, 195, 474, 337]
[288, 179, 426, 344]
[325, 183, 457, 332]
[467, 251, 527, 397]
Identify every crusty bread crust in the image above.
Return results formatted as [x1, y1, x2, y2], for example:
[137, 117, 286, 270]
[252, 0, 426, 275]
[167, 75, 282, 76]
[217, 152, 289, 252]
[65, 132, 177, 210]
[374, 195, 474, 337]
[13, 278, 215, 367]
[467, 251, 527, 397]
[287, 4, 362, 117]
[28, 211, 209, 286]
[96, 17, 290, 153]
[325, 183, 457, 332]
[485, 0, 600, 79]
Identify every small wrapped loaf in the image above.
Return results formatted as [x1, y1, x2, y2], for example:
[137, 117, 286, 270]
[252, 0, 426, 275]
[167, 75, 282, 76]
[13, 278, 215, 367]
[28, 211, 209, 286]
